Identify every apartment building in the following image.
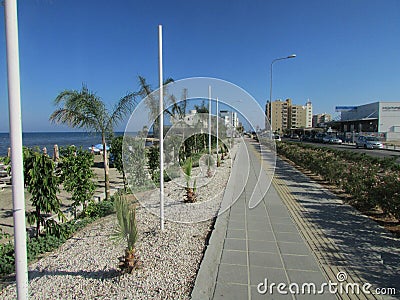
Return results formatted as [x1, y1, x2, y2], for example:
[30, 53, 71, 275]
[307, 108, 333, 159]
[265, 99, 312, 133]
[220, 110, 239, 128]
[312, 113, 332, 127]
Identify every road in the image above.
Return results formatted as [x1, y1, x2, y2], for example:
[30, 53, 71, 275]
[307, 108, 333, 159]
[283, 138, 400, 162]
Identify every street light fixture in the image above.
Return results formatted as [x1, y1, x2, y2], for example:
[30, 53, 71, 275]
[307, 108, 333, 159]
[269, 54, 296, 137]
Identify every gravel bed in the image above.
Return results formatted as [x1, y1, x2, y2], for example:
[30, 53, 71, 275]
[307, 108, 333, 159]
[0, 145, 238, 299]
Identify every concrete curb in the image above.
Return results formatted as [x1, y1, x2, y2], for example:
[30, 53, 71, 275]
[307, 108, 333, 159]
[191, 143, 244, 300]
[190, 208, 229, 300]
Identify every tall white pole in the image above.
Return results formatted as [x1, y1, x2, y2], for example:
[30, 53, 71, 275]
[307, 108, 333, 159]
[216, 97, 219, 164]
[158, 25, 164, 231]
[208, 86, 211, 156]
[4, 0, 28, 298]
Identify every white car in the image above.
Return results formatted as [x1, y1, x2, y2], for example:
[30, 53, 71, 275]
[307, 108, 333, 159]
[356, 136, 383, 149]
[328, 137, 343, 144]
[274, 135, 281, 142]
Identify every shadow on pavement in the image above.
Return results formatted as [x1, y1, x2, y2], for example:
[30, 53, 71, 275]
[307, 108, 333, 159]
[275, 158, 400, 294]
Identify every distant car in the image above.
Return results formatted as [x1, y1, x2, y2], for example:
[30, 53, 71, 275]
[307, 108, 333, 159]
[274, 135, 281, 142]
[356, 136, 383, 149]
[314, 133, 325, 143]
[290, 134, 300, 140]
[322, 135, 332, 143]
[328, 137, 343, 144]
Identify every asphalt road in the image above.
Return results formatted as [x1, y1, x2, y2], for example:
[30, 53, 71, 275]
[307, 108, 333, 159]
[283, 138, 400, 163]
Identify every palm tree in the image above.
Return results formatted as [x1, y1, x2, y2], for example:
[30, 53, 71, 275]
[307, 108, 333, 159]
[49, 84, 137, 200]
[137, 76, 174, 138]
[113, 193, 140, 273]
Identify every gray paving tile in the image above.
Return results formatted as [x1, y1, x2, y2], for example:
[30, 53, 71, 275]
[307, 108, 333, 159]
[230, 204, 245, 211]
[282, 254, 321, 271]
[228, 220, 246, 230]
[248, 240, 278, 253]
[268, 216, 293, 225]
[267, 207, 289, 215]
[229, 212, 244, 219]
[224, 238, 247, 251]
[274, 231, 304, 243]
[296, 294, 336, 300]
[213, 282, 248, 299]
[248, 207, 266, 216]
[250, 285, 293, 300]
[217, 264, 248, 284]
[248, 230, 275, 241]
[247, 221, 270, 231]
[286, 269, 337, 299]
[246, 214, 267, 221]
[221, 250, 247, 266]
[249, 266, 287, 287]
[249, 252, 283, 268]
[272, 223, 299, 233]
[229, 214, 246, 222]
[278, 242, 311, 255]
[226, 229, 246, 239]
[229, 208, 244, 215]
[286, 269, 327, 286]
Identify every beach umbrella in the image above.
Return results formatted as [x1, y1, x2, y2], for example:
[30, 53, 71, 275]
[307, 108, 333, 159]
[94, 143, 110, 151]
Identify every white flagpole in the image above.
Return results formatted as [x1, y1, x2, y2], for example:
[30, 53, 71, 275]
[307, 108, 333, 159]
[158, 25, 164, 231]
[216, 97, 219, 165]
[4, 0, 28, 298]
[208, 86, 211, 156]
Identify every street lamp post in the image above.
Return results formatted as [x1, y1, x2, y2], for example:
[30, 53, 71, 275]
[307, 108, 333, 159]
[269, 54, 296, 137]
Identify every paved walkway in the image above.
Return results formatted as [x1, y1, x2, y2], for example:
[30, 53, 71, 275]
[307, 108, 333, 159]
[192, 139, 400, 300]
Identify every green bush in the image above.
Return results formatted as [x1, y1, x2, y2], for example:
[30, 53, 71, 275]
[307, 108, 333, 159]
[0, 229, 14, 275]
[276, 142, 400, 218]
[83, 199, 115, 219]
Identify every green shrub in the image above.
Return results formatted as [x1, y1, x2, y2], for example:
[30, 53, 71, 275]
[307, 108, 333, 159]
[276, 142, 400, 218]
[83, 199, 115, 219]
[0, 229, 14, 275]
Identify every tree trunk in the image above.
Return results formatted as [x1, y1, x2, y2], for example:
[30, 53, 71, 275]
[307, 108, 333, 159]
[102, 135, 110, 200]
[36, 207, 40, 238]
[122, 168, 127, 192]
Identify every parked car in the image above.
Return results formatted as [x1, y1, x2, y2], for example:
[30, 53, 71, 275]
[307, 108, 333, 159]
[355, 136, 383, 149]
[322, 135, 332, 143]
[274, 135, 281, 142]
[314, 133, 325, 143]
[328, 137, 343, 144]
[290, 134, 300, 140]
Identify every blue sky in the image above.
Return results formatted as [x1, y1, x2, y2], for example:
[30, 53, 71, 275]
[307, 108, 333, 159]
[0, 0, 399, 132]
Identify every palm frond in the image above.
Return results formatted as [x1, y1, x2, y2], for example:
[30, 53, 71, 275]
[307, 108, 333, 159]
[108, 92, 139, 129]
[163, 77, 174, 86]
[113, 194, 138, 251]
[50, 85, 106, 132]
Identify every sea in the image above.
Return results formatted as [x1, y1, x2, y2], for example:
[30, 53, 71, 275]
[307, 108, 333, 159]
[0, 132, 125, 157]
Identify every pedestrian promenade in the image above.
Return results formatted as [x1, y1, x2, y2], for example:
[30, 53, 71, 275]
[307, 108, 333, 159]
[192, 139, 400, 300]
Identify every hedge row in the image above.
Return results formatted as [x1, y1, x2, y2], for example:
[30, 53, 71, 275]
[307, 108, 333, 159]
[276, 142, 400, 219]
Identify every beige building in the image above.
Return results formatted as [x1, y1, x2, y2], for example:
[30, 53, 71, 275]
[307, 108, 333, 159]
[312, 113, 332, 127]
[266, 99, 313, 133]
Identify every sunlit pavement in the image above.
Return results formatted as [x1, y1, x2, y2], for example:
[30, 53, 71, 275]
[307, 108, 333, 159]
[192, 139, 399, 300]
